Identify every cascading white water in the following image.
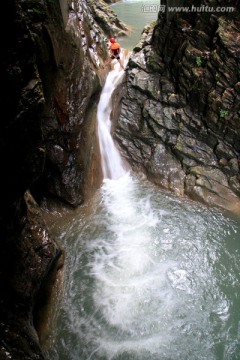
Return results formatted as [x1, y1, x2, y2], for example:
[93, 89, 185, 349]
[47, 37, 240, 360]
[97, 57, 128, 179]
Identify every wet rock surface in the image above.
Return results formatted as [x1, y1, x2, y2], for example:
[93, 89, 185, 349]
[116, 0, 240, 213]
[0, 191, 62, 360]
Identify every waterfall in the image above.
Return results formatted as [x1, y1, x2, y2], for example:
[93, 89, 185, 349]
[46, 5, 240, 359]
[97, 55, 128, 180]
[47, 50, 240, 360]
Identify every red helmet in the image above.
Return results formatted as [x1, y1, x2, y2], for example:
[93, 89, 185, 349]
[109, 37, 115, 43]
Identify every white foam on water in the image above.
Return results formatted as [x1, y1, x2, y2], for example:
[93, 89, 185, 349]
[84, 175, 179, 357]
[49, 172, 240, 360]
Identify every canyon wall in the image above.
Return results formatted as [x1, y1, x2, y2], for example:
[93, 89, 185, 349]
[115, 0, 240, 213]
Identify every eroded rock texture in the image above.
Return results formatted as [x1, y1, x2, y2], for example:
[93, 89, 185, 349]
[0, 192, 62, 360]
[115, 0, 240, 212]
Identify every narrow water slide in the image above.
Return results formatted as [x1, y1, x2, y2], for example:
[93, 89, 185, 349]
[97, 56, 129, 180]
[46, 47, 240, 360]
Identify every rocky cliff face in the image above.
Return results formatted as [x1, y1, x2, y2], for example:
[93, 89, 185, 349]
[115, 0, 240, 213]
[0, 192, 62, 360]
[0, 0, 124, 358]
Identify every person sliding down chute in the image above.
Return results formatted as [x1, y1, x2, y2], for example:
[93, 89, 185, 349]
[109, 37, 124, 69]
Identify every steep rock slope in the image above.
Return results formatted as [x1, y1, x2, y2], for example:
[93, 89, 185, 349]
[116, 0, 240, 212]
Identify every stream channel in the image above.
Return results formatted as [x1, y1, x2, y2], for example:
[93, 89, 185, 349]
[46, 1, 240, 359]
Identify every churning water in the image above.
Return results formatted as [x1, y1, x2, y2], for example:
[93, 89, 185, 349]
[47, 173, 240, 360]
[46, 54, 240, 360]
[46, 2, 240, 357]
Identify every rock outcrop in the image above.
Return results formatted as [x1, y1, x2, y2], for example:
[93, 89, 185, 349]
[0, 192, 62, 360]
[115, 0, 240, 213]
[89, 0, 128, 38]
